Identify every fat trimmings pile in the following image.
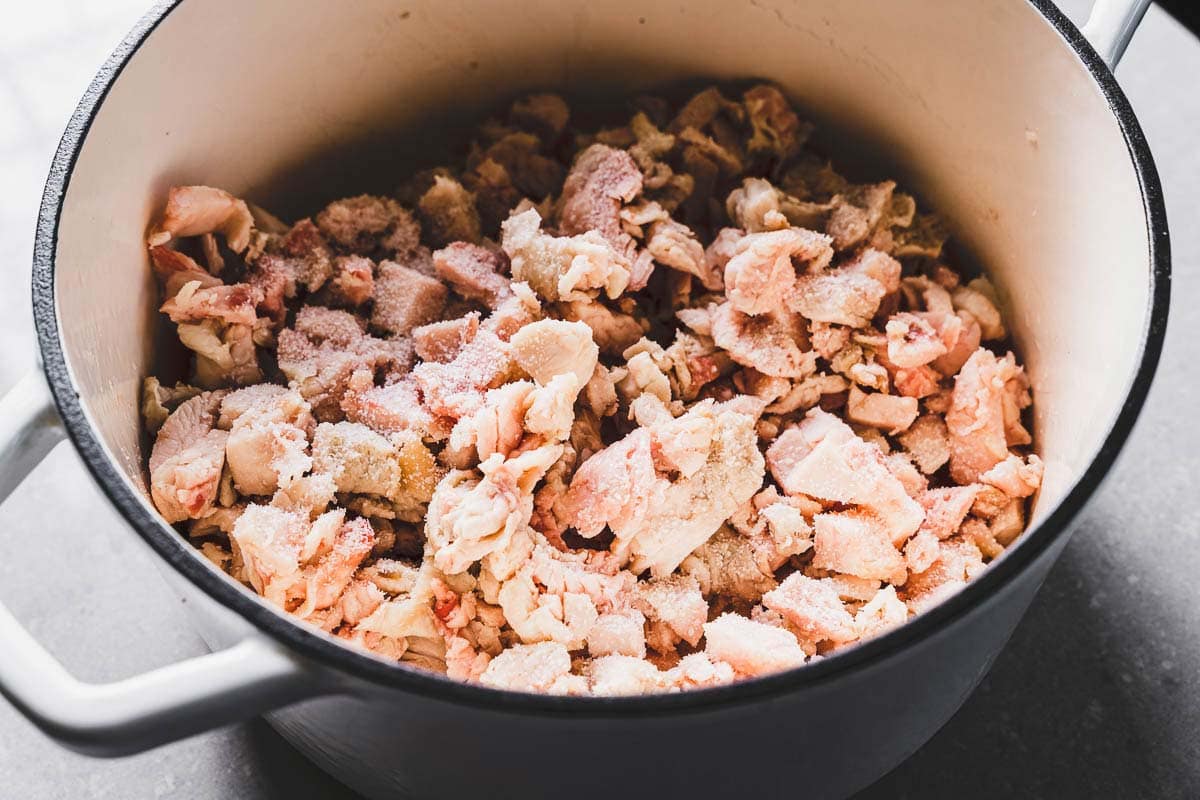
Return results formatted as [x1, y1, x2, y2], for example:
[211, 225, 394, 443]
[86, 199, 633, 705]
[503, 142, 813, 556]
[140, 85, 1043, 694]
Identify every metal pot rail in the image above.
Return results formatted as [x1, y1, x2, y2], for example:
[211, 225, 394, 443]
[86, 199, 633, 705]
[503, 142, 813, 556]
[1084, 0, 1152, 68]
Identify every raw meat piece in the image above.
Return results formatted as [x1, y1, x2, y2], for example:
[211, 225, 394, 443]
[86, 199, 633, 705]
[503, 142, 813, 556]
[371, 261, 449, 337]
[149, 392, 229, 523]
[565, 401, 765, 577]
[502, 209, 631, 302]
[703, 613, 806, 676]
[316, 194, 421, 256]
[762, 572, 857, 646]
[946, 348, 1011, 483]
[557, 143, 643, 259]
[765, 409, 924, 541]
[418, 176, 482, 247]
[433, 242, 513, 309]
[509, 319, 599, 387]
[148, 185, 253, 253]
[724, 227, 833, 316]
[811, 510, 907, 584]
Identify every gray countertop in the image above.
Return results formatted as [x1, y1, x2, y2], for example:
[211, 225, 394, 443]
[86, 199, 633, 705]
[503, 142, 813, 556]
[0, 1, 1196, 797]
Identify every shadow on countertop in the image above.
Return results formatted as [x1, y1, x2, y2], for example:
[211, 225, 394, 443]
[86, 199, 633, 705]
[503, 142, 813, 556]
[858, 526, 1199, 799]
[244, 719, 360, 798]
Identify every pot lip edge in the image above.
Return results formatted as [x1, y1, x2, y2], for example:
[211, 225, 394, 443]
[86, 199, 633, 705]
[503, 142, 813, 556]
[28, 0, 1172, 715]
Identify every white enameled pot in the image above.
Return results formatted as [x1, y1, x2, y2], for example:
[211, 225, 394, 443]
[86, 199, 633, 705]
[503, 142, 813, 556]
[0, 1, 1170, 797]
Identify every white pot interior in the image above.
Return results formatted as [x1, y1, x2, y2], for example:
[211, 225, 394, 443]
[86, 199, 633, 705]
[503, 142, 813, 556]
[52, 0, 1150, 557]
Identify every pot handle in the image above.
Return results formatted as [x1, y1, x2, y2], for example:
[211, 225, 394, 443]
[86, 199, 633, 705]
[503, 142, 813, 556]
[1083, 0, 1152, 68]
[0, 371, 328, 756]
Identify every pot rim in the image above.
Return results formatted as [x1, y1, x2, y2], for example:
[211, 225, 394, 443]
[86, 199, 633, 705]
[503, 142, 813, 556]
[30, 0, 1171, 716]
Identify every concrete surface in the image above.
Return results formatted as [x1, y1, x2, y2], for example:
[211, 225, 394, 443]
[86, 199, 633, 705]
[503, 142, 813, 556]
[0, 1, 1195, 797]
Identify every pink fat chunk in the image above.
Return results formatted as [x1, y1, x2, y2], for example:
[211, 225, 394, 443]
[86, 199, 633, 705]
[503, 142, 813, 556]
[766, 408, 924, 542]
